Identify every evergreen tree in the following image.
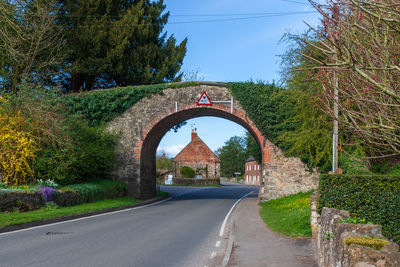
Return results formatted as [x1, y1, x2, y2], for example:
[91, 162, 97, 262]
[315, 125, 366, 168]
[58, 0, 187, 91]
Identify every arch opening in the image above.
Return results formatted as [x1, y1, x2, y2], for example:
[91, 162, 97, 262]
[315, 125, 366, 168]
[140, 107, 266, 198]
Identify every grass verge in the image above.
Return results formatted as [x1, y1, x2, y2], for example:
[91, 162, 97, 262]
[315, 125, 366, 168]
[0, 197, 140, 228]
[259, 191, 313, 237]
[156, 190, 169, 197]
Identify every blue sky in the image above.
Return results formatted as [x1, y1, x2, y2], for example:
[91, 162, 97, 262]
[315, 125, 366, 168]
[157, 0, 323, 158]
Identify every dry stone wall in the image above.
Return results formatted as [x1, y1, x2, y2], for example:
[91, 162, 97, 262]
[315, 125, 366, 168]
[260, 142, 319, 201]
[318, 207, 400, 267]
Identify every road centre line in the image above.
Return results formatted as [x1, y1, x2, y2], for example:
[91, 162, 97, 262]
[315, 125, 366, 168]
[219, 190, 255, 237]
[215, 241, 221, 247]
[0, 197, 173, 236]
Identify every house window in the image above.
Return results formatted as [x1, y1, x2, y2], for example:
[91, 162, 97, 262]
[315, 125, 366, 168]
[249, 165, 251, 171]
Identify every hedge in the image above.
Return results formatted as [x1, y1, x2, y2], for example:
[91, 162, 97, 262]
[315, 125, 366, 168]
[0, 191, 44, 211]
[53, 179, 127, 206]
[318, 174, 400, 244]
[180, 166, 195, 178]
[0, 180, 127, 210]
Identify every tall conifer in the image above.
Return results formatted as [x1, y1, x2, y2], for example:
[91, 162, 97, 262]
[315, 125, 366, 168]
[58, 0, 187, 91]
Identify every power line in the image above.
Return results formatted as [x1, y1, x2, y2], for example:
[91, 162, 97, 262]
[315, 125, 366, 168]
[57, 11, 318, 28]
[61, 11, 315, 18]
[280, 0, 311, 5]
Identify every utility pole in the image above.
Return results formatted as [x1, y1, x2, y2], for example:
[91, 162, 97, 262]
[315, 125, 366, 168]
[332, 3, 339, 173]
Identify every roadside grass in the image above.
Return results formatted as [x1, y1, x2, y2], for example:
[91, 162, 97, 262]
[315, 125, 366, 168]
[259, 191, 313, 237]
[0, 197, 140, 228]
[156, 190, 169, 197]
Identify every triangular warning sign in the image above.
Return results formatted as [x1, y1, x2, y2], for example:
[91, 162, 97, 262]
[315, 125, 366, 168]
[196, 91, 212, 105]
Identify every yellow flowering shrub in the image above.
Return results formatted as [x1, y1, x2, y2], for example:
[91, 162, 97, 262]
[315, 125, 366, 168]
[0, 96, 38, 185]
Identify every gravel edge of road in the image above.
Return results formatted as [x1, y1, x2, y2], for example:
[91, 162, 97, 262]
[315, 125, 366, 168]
[0, 196, 169, 234]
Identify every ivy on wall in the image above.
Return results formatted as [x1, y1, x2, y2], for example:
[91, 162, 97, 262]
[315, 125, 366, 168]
[59, 82, 200, 126]
[61, 81, 328, 170]
[227, 82, 296, 151]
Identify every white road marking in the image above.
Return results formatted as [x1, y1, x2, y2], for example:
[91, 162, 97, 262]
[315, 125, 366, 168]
[219, 190, 255, 237]
[215, 241, 221, 247]
[0, 197, 173, 236]
[210, 251, 216, 259]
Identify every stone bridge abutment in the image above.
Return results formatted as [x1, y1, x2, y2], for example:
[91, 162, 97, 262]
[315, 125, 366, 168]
[106, 84, 318, 199]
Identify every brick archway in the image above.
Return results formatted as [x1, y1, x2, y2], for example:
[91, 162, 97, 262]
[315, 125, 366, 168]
[106, 84, 318, 199]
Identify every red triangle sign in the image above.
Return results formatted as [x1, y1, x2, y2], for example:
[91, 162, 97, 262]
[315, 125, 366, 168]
[196, 91, 212, 105]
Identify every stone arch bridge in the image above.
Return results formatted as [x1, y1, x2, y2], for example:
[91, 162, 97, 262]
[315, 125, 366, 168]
[106, 83, 317, 199]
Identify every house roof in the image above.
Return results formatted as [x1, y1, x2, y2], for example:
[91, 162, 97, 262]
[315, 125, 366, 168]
[173, 130, 220, 164]
[245, 156, 257, 162]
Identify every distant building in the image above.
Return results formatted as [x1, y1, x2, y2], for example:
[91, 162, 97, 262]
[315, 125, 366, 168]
[173, 129, 220, 178]
[245, 156, 261, 185]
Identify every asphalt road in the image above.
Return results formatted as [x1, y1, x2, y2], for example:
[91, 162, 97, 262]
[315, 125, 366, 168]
[0, 183, 258, 267]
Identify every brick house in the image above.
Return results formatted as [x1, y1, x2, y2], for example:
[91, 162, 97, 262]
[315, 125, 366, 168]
[173, 129, 221, 178]
[245, 156, 261, 185]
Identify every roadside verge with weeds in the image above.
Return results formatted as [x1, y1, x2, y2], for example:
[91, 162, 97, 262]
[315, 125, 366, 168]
[259, 191, 313, 237]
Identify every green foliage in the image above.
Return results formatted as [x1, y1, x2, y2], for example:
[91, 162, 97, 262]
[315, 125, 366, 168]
[318, 174, 400, 244]
[180, 166, 195, 178]
[259, 191, 313, 237]
[0, 197, 139, 228]
[53, 179, 127, 206]
[58, 0, 187, 91]
[156, 155, 173, 171]
[33, 121, 117, 185]
[228, 82, 293, 148]
[276, 89, 332, 172]
[245, 132, 261, 163]
[338, 152, 371, 175]
[60, 82, 199, 126]
[341, 216, 373, 225]
[216, 136, 247, 177]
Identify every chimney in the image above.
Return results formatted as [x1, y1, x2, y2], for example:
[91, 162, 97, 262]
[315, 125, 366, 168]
[191, 128, 197, 140]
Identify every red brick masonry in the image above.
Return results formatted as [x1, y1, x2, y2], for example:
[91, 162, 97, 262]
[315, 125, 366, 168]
[173, 129, 220, 178]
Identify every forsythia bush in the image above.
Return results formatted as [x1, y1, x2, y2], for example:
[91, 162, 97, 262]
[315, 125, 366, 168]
[0, 97, 38, 185]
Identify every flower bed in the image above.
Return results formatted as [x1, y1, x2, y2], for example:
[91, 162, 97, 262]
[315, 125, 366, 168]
[0, 179, 127, 211]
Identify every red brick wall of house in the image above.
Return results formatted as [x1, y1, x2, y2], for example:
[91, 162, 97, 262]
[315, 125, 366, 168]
[173, 129, 221, 178]
[245, 160, 261, 186]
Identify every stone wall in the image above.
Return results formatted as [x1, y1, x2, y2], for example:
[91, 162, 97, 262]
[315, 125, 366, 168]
[260, 142, 319, 201]
[318, 207, 400, 267]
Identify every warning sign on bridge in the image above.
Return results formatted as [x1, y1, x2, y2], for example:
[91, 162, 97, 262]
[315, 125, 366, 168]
[196, 91, 212, 106]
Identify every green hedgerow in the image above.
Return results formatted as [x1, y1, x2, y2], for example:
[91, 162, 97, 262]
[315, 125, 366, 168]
[318, 174, 400, 244]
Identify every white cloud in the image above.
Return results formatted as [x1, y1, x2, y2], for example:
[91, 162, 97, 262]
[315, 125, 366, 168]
[157, 144, 186, 158]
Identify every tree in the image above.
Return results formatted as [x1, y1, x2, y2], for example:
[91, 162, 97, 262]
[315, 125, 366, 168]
[156, 154, 172, 170]
[58, 0, 187, 91]
[0, 0, 65, 92]
[244, 132, 262, 163]
[299, 0, 400, 159]
[216, 136, 247, 177]
[277, 32, 333, 172]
